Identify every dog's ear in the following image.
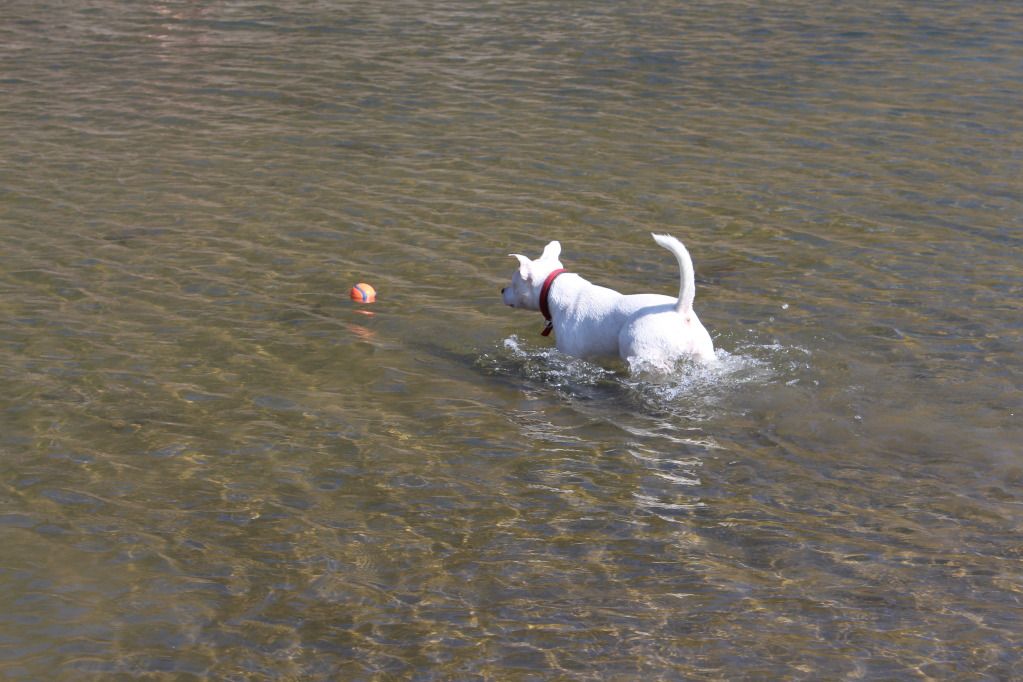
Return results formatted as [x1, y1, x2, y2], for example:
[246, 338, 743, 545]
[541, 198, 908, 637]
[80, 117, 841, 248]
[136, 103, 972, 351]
[510, 254, 532, 280]
[540, 241, 561, 263]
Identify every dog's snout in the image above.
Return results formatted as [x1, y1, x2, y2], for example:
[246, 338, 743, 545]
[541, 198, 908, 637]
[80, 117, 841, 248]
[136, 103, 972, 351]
[501, 287, 506, 294]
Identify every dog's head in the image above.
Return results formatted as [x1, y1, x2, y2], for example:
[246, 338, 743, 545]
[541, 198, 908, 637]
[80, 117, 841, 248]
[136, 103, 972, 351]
[501, 241, 562, 310]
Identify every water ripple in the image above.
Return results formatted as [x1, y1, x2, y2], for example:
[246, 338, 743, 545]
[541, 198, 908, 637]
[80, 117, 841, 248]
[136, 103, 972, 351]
[2, 0, 1021, 678]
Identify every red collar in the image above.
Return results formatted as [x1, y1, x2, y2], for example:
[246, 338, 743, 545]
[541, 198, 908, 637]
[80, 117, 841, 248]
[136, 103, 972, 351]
[538, 268, 566, 336]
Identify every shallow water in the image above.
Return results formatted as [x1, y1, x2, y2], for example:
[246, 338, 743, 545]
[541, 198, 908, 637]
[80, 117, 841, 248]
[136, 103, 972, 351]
[2, 0, 1022, 678]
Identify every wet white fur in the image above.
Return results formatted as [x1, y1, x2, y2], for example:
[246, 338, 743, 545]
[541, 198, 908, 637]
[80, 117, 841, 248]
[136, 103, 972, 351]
[502, 234, 715, 368]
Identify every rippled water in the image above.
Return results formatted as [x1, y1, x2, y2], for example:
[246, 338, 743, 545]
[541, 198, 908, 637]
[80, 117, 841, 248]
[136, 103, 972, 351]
[2, 0, 1022, 678]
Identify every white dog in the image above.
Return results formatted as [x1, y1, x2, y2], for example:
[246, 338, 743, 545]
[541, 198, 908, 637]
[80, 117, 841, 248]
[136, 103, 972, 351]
[502, 233, 715, 368]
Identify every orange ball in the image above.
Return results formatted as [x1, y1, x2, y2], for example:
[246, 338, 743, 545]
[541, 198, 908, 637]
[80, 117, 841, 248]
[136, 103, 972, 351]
[349, 282, 376, 303]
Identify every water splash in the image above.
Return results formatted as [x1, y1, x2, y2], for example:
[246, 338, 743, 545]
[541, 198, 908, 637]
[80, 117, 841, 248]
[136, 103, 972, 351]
[483, 334, 620, 390]
[482, 334, 812, 413]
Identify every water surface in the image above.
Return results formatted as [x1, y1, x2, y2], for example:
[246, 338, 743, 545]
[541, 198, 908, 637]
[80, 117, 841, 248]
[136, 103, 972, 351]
[2, 0, 1021, 678]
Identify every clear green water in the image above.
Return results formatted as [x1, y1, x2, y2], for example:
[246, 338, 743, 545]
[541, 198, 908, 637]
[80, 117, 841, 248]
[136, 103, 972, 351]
[2, 1, 1021, 678]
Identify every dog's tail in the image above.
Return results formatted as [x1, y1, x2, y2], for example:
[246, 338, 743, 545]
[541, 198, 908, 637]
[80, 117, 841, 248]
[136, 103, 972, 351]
[651, 233, 696, 315]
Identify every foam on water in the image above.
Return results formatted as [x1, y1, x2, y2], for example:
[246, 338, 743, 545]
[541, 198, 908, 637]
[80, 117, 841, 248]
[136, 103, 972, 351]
[482, 334, 811, 416]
